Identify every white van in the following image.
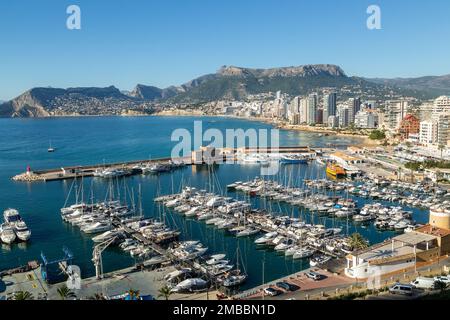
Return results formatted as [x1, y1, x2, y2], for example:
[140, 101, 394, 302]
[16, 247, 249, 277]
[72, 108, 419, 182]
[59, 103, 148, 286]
[389, 283, 414, 296]
[410, 277, 437, 290]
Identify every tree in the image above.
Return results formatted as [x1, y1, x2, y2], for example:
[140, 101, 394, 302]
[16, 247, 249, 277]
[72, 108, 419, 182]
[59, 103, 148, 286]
[157, 285, 173, 301]
[57, 285, 76, 300]
[349, 233, 369, 251]
[13, 291, 34, 300]
[438, 144, 445, 160]
[435, 281, 447, 294]
[369, 130, 386, 140]
[127, 289, 140, 300]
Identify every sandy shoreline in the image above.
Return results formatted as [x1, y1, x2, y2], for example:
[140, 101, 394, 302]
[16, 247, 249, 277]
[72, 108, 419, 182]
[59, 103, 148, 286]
[151, 111, 378, 147]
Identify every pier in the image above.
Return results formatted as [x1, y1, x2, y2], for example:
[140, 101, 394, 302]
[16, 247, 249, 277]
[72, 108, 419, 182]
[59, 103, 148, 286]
[11, 145, 323, 182]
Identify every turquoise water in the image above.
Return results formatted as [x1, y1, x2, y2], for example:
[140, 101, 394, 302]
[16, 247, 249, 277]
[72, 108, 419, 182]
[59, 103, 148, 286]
[0, 116, 429, 290]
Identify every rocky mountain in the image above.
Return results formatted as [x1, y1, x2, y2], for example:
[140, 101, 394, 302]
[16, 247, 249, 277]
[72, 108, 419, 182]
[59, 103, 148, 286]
[0, 86, 137, 117]
[165, 64, 360, 103]
[366, 74, 450, 96]
[1, 64, 445, 117]
[129, 84, 181, 100]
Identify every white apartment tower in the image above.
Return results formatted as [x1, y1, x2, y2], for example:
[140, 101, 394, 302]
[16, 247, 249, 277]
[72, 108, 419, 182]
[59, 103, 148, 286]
[323, 92, 337, 121]
[419, 120, 438, 145]
[307, 93, 318, 125]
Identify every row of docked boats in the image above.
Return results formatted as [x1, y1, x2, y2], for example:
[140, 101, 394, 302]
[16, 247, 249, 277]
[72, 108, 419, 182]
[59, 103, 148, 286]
[227, 178, 425, 232]
[356, 203, 416, 231]
[156, 187, 261, 238]
[61, 200, 181, 260]
[132, 160, 186, 174]
[239, 153, 315, 166]
[158, 186, 358, 268]
[1, 209, 31, 244]
[165, 241, 247, 291]
[60, 201, 131, 234]
[93, 161, 186, 178]
[248, 213, 354, 261]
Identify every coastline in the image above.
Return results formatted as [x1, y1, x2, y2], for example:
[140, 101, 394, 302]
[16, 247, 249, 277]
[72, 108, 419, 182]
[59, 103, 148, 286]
[151, 110, 377, 147]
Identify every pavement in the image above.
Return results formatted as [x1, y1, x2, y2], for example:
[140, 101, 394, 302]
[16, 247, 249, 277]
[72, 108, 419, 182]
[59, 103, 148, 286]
[1, 265, 220, 300]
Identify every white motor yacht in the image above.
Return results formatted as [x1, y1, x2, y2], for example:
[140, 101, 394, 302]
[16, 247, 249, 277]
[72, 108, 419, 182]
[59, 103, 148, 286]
[3, 209, 22, 226]
[14, 221, 31, 242]
[171, 278, 208, 293]
[81, 221, 112, 234]
[254, 232, 278, 245]
[1, 224, 17, 244]
[205, 254, 227, 265]
[293, 248, 315, 260]
[236, 227, 259, 237]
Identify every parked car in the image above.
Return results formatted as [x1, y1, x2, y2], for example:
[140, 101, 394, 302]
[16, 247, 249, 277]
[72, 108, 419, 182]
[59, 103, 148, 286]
[275, 281, 300, 292]
[434, 275, 450, 285]
[306, 271, 323, 281]
[410, 277, 437, 290]
[263, 287, 282, 297]
[389, 283, 414, 296]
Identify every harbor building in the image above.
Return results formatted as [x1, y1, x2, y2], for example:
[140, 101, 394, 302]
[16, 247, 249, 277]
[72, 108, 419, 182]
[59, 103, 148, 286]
[425, 168, 450, 183]
[329, 151, 364, 176]
[345, 207, 450, 279]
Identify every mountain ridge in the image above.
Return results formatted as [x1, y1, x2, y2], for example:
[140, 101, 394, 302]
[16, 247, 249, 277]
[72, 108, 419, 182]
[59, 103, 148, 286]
[1, 64, 447, 117]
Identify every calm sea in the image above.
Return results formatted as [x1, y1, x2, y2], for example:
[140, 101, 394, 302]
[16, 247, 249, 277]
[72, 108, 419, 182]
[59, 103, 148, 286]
[0, 116, 428, 290]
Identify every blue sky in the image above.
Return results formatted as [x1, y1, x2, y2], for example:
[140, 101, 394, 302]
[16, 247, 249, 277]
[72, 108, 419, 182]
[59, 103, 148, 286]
[0, 0, 449, 100]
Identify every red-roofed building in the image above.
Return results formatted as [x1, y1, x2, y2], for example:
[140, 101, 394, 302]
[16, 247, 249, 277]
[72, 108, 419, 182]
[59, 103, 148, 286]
[398, 114, 420, 140]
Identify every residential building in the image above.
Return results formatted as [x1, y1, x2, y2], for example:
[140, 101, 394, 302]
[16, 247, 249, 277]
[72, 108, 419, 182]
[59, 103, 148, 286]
[323, 92, 337, 120]
[433, 96, 450, 114]
[307, 93, 317, 125]
[438, 114, 450, 146]
[386, 100, 409, 129]
[338, 106, 349, 128]
[419, 120, 438, 145]
[354, 110, 376, 129]
[328, 115, 339, 128]
[348, 97, 361, 124]
[299, 97, 308, 124]
[398, 114, 420, 140]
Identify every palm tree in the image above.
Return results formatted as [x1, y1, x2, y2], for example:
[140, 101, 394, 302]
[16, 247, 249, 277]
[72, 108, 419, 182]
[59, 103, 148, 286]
[14, 291, 34, 300]
[127, 288, 140, 300]
[349, 233, 369, 251]
[439, 144, 445, 160]
[57, 285, 76, 300]
[157, 285, 173, 301]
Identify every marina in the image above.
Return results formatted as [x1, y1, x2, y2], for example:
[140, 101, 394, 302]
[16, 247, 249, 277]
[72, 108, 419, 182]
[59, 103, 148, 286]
[0, 116, 438, 298]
